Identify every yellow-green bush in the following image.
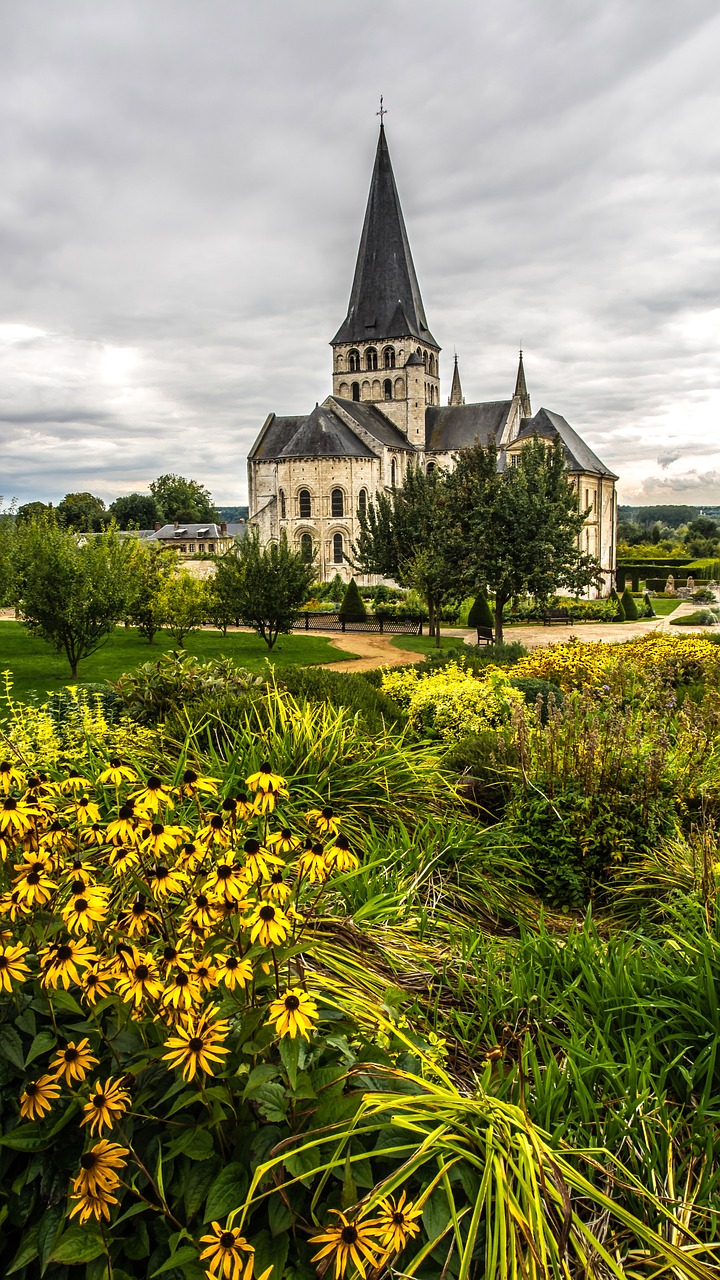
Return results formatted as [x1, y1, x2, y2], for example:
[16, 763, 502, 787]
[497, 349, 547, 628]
[381, 662, 524, 741]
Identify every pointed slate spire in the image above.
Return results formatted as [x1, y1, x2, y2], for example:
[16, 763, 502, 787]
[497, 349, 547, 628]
[332, 125, 437, 347]
[448, 353, 464, 405]
[514, 350, 531, 418]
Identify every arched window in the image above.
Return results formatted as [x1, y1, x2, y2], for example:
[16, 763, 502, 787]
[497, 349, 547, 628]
[358, 488, 367, 518]
[333, 532, 344, 564]
[331, 488, 344, 517]
[383, 346, 396, 369]
[366, 348, 378, 371]
[383, 379, 393, 400]
[426, 462, 436, 475]
[351, 381, 360, 401]
[349, 349, 360, 373]
[391, 458, 397, 487]
[300, 533, 313, 562]
[298, 488, 311, 519]
[422, 350, 428, 369]
[335, 354, 344, 371]
[279, 489, 286, 520]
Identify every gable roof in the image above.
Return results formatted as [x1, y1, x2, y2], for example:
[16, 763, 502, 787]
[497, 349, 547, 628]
[248, 415, 306, 461]
[425, 401, 512, 452]
[329, 397, 414, 450]
[514, 408, 618, 478]
[332, 125, 437, 348]
[279, 403, 374, 459]
[147, 522, 246, 541]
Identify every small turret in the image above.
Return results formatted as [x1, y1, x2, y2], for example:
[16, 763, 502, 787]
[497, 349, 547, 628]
[514, 350, 531, 419]
[448, 354, 464, 405]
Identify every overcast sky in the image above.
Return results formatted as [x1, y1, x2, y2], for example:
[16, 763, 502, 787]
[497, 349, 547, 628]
[1, 0, 719, 509]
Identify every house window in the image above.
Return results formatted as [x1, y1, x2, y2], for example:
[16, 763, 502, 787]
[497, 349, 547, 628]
[383, 379, 393, 400]
[349, 349, 360, 372]
[299, 489, 311, 518]
[198, 544, 204, 552]
[331, 488, 344, 517]
[280, 489, 286, 519]
[358, 488, 367, 517]
[510, 453, 518, 467]
[300, 533, 313, 562]
[383, 346, 395, 369]
[391, 458, 397, 487]
[366, 348, 378, 371]
[209, 543, 215, 552]
[333, 532, 344, 564]
[352, 382, 360, 401]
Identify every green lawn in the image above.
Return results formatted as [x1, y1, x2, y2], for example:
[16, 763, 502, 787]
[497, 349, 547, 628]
[0, 623, 352, 703]
[390, 634, 463, 655]
[648, 598, 683, 616]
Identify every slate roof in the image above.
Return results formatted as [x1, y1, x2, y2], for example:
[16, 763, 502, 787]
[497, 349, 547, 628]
[514, 408, 618, 478]
[248, 415, 306, 461]
[278, 404, 374, 459]
[330, 397, 414, 450]
[147, 522, 247, 541]
[425, 401, 512, 452]
[332, 125, 437, 347]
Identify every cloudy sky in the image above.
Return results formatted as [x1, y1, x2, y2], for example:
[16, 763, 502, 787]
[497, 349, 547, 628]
[1, 0, 719, 508]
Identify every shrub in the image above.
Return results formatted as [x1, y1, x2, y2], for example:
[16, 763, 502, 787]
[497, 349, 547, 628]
[614, 599, 626, 621]
[276, 666, 406, 733]
[620, 587, 638, 620]
[673, 608, 720, 627]
[381, 662, 524, 741]
[467, 593, 495, 629]
[508, 676, 564, 722]
[444, 728, 515, 819]
[692, 587, 716, 604]
[113, 651, 263, 723]
[412, 640, 528, 678]
[642, 591, 656, 617]
[338, 577, 367, 622]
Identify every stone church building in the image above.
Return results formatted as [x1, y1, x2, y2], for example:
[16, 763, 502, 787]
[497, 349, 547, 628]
[248, 123, 618, 589]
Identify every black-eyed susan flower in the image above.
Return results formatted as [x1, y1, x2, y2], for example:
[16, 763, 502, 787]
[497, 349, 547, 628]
[232, 792, 253, 821]
[13, 855, 56, 907]
[324, 834, 359, 873]
[162, 1012, 229, 1080]
[161, 969, 201, 1012]
[62, 891, 108, 933]
[57, 770, 90, 795]
[19, 1074, 61, 1121]
[368, 1191, 423, 1253]
[181, 892, 217, 932]
[267, 987, 318, 1039]
[0, 760, 24, 794]
[193, 956, 217, 992]
[310, 1211, 383, 1279]
[144, 857, 188, 896]
[306, 806, 341, 836]
[98, 759, 136, 786]
[245, 763, 286, 794]
[196, 813, 229, 848]
[241, 838, 284, 882]
[49, 1038, 99, 1086]
[71, 1139, 128, 1198]
[39, 937, 97, 989]
[266, 827, 300, 855]
[176, 840, 205, 872]
[114, 950, 163, 1007]
[119, 894, 161, 938]
[39, 818, 74, 853]
[248, 902, 291, 947]
[216, 953, 252, 991]
[296, 844, 329, 884]
[69, 1186, 119, 1224]
[106, 803, 139, 846]
[262, 869, 292, 904]
[252, 784, 286, 816]
[81, 963, 113, 1006]
[108, 845, 140, 875]
[132, 775, 174, 816]
[0, 888, 26, 921]
[80, 821, 107, 848]
[81, 1077, 131, 1136]
[0, 939, 30, 991]
[203, 853, 249, 902]
[140, 824, 187, 862]
[1, 795, 39, 837]
[178, 767, 219, 798]
[199, 1222, 254, 1280]
[74, 795, 102, 825]
[159, 942, 192, 970]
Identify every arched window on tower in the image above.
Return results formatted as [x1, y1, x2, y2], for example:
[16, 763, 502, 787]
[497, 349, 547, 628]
[366, 348, 378, 371]
[383, 346, 395, 369]
[279, 489, 286, 520]
[298, 488, 311, 519]
[300, 533, 313, 562]
[422, 350, 428, 370]
[426, 462, 436, 475]
[331, 488, 344, 518]
[333, 532, 344, 564]
[383, 379, 393, 400]
[348, 350, 360, 372]
[391, 458, 397, 487]
[351, 382, 360, 401]
[358, 488, 367, 518]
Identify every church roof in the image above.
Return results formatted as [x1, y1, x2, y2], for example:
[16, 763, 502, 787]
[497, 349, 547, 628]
[331, 125, 437, 348]
[425, 401, 512, 452]
[330, 397, 414, 450]
[278, 404, 374, 459]
[514, 408, 618, 478]
[248, 415, 306, 460]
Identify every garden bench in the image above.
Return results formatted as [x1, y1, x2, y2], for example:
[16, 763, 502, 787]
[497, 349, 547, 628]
[476, 626, 495, 645]
[543, 609, 570, 626]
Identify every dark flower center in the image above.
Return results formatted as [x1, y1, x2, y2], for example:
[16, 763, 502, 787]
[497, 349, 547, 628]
[135, 965, 150, 981]
[217, 866, 232, 880]
[341, 1226, 358, 1244]
[237, 792, 248, 803]
[64, 1048, 80, 1062]
[222, 798, 237, 812]
[244, 839, 260, 854]
[260, 762, 272, 773]
[26, 872, 41, 885]
[183, 769, 198, 784]
[188, 1037, 204, 1052]
[312, 843, 324, 856]
[79, 796, 90, 807]
[74, 899, 89, 913]
[119, 803, 134, 819]
[25, 1082, 38, 1096]
[0, 761, 10, 771]
[392, 1212, 405, 1224]
[147, 776, 162, 790]
[335, 835, 350, 851]
[57, 945, 73, 961]
[225, 957, 238, 970]
[92, 1094, 106, 1108]
[132, 902, 146, 917]
[195, 895, 209, 909]
[86, 974, 98, 987]
[49, 820, 64, 832]
[71, 878, 86, 894]
[285, 995, 300, 1011]
[0, 957, 7, 970]
[197, 967, 209, 979]
[183, 843, 197, 855]
[110, 758, 122, 768]
[176, 972, 189, 987]
[282, 828, 292, 839]
[210, 816, 224, 830]
[4, 799, 17, 810]
[259, 905, 275, 922]
[270, 872, 284, 884]
[219, 1232, 236, 1249]
[154, 864, 169, 878]
[322, 807, 334, 819]
[80, 1152, 97, 1169]
[163, 946, 178, 961]
[151, 824, 164, 837]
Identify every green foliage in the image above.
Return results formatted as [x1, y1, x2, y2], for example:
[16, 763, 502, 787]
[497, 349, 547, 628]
[126, 543, 177, 643]
[692, 587, 717, 604]
[614, 598, 626, 621]
[56, 491, 107, 531]
[157, 568, 209, 645]
[620, 586, 639, 620]
[148, 473, 217, 522]
[642, 591, 656, 617]
[467, 593, 494, 628]
[213, 528, 316, 650]
[673, 608, 720, 626]
[113, 650, 263, 723]
[108, 492, 162, 529]
[277, 666, 405, 733]
[338, 577, 366, 621]
[507, 676, 563, 721]
[508, 596, 616, 622]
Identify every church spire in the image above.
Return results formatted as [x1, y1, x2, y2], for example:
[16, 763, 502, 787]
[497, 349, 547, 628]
[513, 350, 531, 418]
[331, 124, 437, 347]
[448, 353, 464, 405]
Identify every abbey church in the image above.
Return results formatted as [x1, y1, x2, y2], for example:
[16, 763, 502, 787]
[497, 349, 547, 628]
[248, 123, 618, 588]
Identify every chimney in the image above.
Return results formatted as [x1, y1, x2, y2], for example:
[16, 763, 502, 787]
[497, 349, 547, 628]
[154, 522, 161, 531]
[220, 521, 227, 535]
[174, 520, 179, 530]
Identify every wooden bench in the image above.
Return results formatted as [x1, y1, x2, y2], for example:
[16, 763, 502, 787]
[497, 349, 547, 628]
[476, 626, 495, 645]
[543, 609, 570, 626]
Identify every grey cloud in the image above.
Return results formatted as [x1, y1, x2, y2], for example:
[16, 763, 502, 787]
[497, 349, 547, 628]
[657, 450, 683, 468]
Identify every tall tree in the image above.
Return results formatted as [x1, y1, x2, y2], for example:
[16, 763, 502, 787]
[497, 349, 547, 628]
[12, 519, 138, 676]
[157, 569, 209, 646]
[56, 492, 107, 531]
[109, 493, 163, 530]
[126, 543, 177, 643]
[213, 529, 315, 650]
[16, 501, 53, 525]
[149, 474, 216, 523]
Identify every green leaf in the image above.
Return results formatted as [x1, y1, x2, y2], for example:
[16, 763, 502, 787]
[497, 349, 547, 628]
[25, 1030, 57, 1068]
[254, 1082, 288, 1123]
[38, 1203, 65, 1274]
[268, 1195, 293, 1237]
[252, 1228, 290, 1280]
[166, 1126, 214, 1162]
[242, 1063, 280, 1097]
[124, 1220, 150, 1260]
[341, 1154, 358, 1210]
[151, 1245, 200, 1276]
[0, 1024, 25, 1071]
[1, 1128, 52, 1152]
[203, 1162, 249, 1223]
[50, 1225, 105, 1264]
[184, 1158, 219, 1220]
[279, 1036, 301, 1089]
[7, 1224, 39, 1275]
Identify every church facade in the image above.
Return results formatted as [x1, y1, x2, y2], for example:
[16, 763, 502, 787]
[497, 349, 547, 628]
[248, 124, 618, 590]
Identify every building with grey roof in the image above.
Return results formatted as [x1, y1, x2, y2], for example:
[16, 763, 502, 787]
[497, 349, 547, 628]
[248, 123, 618, 588]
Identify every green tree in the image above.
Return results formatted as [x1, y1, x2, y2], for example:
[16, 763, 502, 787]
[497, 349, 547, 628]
[56, 492, 107, 531]
[16, 501, 52, 525]
[467, 593, 495, 629]
[127, 543, 177, 643]
[149, 474, 216, 523]
[448, 437, 600, 642]
[157, 569, 209, 646]
[213, 529, 315, 649]
[339, 578, 366, 622]
[0, 499, 17, 607]
[109, 493, 163, 530]
[12, 519, 137, 676]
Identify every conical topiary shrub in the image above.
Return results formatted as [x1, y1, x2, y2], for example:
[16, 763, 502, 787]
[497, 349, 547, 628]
[621, 587, 639, 621]
[609, 587, 620, 603]
[339, 578, 367, 622]
[467, 593, 495, 629]
[614, 599, 626, 622]
[643, 591, 656, 618]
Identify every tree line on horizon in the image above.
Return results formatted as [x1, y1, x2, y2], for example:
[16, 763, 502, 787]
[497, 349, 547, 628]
[5, 474, 220, 532]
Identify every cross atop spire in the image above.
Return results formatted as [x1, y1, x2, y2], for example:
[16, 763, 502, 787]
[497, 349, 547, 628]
[513, 349, 531, 418]
[376, 95, 387, 125]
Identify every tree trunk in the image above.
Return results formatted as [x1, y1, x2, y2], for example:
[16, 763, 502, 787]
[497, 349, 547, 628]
[435, 615, 441, 647]
[494, 593, 506, 645]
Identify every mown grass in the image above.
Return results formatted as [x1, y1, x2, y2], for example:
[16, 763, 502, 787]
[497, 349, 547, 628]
[390, 634, 463, 655]
[0, 621, 352, 703]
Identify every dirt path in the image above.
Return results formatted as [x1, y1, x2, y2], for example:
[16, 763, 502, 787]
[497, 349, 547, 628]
[319, 631, 427, 672]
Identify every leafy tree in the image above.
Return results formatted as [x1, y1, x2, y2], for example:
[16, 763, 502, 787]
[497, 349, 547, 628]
[213, 529, 315, 649]
[16, 501, 52, 525]
[447, 437, 600, 642]
[149, 474, 216, 523]
[56, 491, 107, 531]
[127, 544, 177, 643]
[157, 569, 209, 646]
[109, 493, 163, 530]
[12, 519, 137, 676]
[339, 578, 366, 622]
[0, 499, 17, 607]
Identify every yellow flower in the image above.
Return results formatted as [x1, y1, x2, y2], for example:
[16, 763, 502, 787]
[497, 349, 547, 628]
[262, 869, 292, 904]
[182, 892, 218, 932]
[266, 827, 300, 855]
[57, 771, 91, 794]
[0, 939, 30, 991]
[203, 853, 250, 902]
[161, 969, 202, 1012]
[69, 1185, 119, 1224]
[114, 949, 163, 1007]
[241, 839, 284, 883]
[368, 1191, 423, 1252]
[120, 894, 161, 938]
[106, 803, 140, 845]
[140, 824, 187, 862]
[199, 1222, 254, 1280]
[19, 1074, 61, 1121]
[248, 902, 291, 947]
[74, 795, 102, 825]
[0, 760, 24, 794]
[193, 956, 217, 992]
[144, 857, 188, 896]
[245, 763, 287, 794]
[216, 953, 253, 991]
[71, 1139, 128, 1197]
[310, 1211, 384, 1279]
[196, 813, 230, 848]
[39, 818, 73, 852]
[296, 844, 329, 884]
[49, 1038, 99, 1086]
[80, 821, 108, 848]
[162, 1012, 229, 1080]
[39, 937, 97, 989]
[179, 767, 219, 797]
[12, 856, 56, 907]
[325, 835, 359, 873]
[81, 1077, 131, 1136]
[81, 962, 113, 1006]
[267, 987, 318, 1039]
[61, 891, 108, 933]
[177, 840, 206, 872]
[252, 786, 285, 816]
[131, 775, 174, 816]
[109, 845, 140, 875]
[98, 758, 137, 786]
[306, 805, 340, 835]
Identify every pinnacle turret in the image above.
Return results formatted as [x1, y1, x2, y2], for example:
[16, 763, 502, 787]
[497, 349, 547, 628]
[448, 354, 464, 405]
[513, 350, 531, 418]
